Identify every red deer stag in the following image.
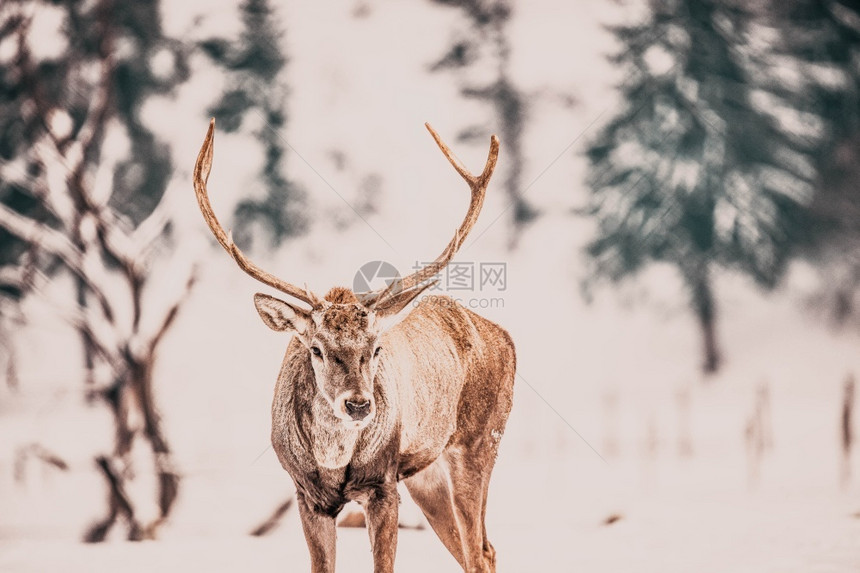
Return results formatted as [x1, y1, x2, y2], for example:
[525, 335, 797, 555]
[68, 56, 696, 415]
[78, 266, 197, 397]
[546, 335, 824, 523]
[193, 120, 515, 572]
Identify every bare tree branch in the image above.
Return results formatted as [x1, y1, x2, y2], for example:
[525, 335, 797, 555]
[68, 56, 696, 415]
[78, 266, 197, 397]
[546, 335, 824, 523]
[147, 265, 199, 355]
[131, 197, 173, 259]
[62, 309, 123, 375]
[14, 443, 70, 483]
[65, 1, 115, 216]
[0, 203, 116, 323]
[250, 497, 294, 536]
[85, 455, 142, 542]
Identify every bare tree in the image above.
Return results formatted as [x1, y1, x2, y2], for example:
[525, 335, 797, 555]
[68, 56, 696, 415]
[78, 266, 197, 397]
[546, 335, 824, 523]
[0, 131, 197, 540]
[841, 374, 855, 488]
[744, 381, 773, 487]
[0, 1, 197, 541]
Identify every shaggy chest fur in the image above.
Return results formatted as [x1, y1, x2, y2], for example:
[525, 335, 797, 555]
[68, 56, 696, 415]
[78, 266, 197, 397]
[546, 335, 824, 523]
[290, 442, 400, 517]
[271, 349, 401, 516]
[277, 417, 401, 516]
[274, 392, 448, 515]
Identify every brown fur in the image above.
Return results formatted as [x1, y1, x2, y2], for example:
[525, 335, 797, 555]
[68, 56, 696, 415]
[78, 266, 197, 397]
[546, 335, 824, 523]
[324, 286, 359, 304]
[192, 120, 510, 572]
[268, 294, 515, 573]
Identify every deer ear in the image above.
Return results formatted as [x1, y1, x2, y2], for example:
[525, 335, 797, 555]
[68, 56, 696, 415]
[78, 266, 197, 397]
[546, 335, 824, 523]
[373, 282, 435, 320]
[254, 293, 310, 334]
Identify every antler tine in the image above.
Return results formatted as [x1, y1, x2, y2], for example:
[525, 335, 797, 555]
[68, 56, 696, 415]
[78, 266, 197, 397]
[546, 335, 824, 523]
[425, 123, 499, 188]
[366, 124, 499, 308]
[193, 119, 322, 308]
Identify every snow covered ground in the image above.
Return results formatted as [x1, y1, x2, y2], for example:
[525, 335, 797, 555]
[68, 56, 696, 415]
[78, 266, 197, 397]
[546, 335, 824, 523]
[2, 0, 860, 571]
[3, 239, 859, 571]
[2, 494, 857, 573]
[2, 454, 859, 572]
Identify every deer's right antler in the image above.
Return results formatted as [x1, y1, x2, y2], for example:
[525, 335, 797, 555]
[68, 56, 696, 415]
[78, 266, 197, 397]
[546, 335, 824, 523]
[363, 123, 499, 308]
[193, 119, 323, 308]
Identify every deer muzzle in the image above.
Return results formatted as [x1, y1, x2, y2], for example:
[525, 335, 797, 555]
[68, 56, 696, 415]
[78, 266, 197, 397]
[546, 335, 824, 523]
[336, 391, 375, 426]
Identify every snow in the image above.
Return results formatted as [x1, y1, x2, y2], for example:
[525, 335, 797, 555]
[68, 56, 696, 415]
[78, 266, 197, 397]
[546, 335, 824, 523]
[2, 463, 859, 572]
[3, 236, 859, 570]
[2, 0, 860, 571]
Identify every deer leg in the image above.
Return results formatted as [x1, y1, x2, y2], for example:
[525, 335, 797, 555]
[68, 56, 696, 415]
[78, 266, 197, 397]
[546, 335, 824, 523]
[364, 481, 399, 573]
[444, 446, 495, 573]
[404, 460, 466, 568]
[296, 493, 337, 573]
[480, 476, 496, 570]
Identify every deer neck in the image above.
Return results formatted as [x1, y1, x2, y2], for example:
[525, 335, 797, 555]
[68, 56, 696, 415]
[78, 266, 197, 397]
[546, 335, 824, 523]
[309, 394, 360, 469]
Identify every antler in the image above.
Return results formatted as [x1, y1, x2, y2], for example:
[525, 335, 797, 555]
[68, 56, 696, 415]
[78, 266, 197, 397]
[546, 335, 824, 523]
[193, 119, 322, 308]
[364, 123, 499, 307]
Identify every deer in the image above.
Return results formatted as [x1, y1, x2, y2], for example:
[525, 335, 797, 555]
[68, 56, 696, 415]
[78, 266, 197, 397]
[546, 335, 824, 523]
[192, 119, 516, 573]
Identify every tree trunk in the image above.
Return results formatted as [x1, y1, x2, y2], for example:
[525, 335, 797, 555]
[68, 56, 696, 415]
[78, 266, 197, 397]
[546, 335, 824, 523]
[86, 355, 180, 541]
[688, 260, 722, 375]
[75, 275, 97, 390]
[131, 356, 180, 536]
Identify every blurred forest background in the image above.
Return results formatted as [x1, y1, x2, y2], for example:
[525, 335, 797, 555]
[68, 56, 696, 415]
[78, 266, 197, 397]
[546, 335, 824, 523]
[1, 0, 859, 571]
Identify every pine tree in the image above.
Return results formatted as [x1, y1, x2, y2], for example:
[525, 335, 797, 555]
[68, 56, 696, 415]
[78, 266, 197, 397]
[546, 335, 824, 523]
[585, 0, 816, 374]
[770, 1, 860, 324]
[199, 0, 305, 250]
[429, 0, 537, 247]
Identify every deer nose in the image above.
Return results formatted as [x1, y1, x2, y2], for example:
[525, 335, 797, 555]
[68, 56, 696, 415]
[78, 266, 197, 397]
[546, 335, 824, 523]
[343, 397, 372, 420]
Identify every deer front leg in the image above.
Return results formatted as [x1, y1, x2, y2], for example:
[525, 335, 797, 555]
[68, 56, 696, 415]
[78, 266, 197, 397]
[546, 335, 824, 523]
[364, 482, 399, 573]
[296, 492, 337, 573]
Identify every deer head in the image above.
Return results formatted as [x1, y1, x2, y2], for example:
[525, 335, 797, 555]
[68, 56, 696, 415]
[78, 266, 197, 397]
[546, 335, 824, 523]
[193, 120, 499, 429]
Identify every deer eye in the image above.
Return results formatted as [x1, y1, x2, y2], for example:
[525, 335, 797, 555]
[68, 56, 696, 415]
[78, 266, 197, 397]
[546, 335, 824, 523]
[311, 346, 322, 357]
[374, 346, 382, 358]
